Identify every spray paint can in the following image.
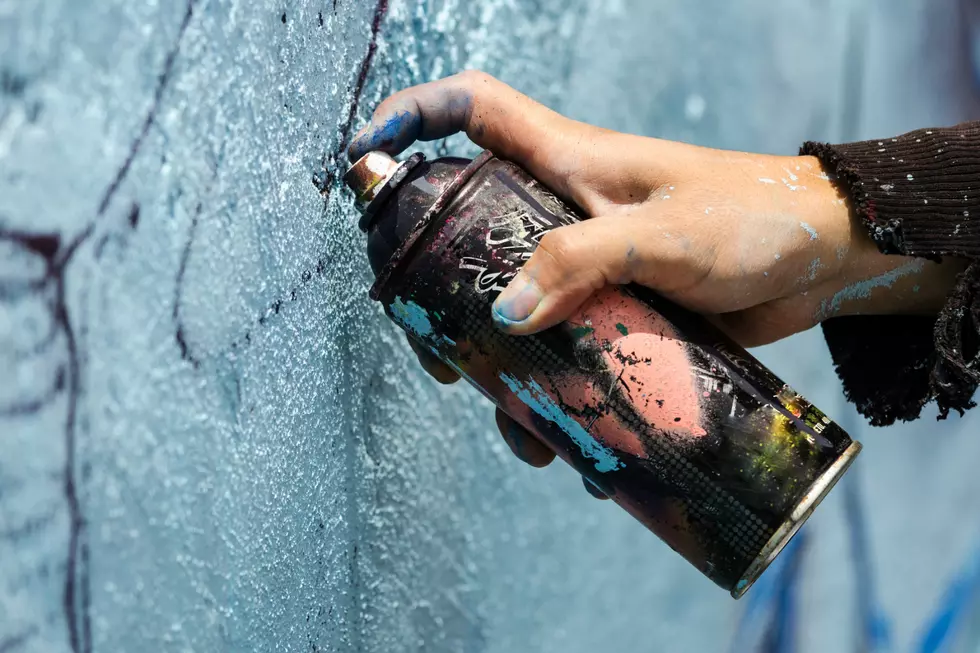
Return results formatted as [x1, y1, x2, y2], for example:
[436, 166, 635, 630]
[344, 149, 861, 598]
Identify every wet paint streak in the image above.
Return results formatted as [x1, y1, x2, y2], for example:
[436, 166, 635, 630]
[916, 539, 980, 653]
[499, 373, 623, 473]
[816, 260, 925, 321]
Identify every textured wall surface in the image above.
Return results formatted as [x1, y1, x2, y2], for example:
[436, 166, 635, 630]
[3, 1, 980, 652]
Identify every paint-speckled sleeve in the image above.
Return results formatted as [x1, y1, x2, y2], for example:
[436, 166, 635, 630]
[801, 122, 980, 425]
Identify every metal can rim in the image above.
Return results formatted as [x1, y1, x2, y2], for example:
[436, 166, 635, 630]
[730, 439, 863, 599]
[369, 149, 495, 301]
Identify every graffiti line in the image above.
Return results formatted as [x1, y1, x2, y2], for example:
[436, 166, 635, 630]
[96, 0, 198, 217]
[314, 0, 390, 195]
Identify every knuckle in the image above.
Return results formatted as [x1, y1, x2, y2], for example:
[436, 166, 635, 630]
[537, 228, 578, 267]
[458, 69, 493, 87]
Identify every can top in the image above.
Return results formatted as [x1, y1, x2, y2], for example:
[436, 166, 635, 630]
[343, 151, 406, 214]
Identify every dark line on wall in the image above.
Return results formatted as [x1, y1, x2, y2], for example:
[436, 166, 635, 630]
[229, 257, 329, 352]
[0, 228, 60, 259]
[68, 4, 198, 651]
[0, 5, 199, 652]
[173, 201, 203, 368]
[59, 266, 89, 653]
[49, 223, 96, 653]
[96, 0, 198, 217]
[341, 0, 389, 149]
[314, 0, 390, 195]
[0, 218, 94, 653]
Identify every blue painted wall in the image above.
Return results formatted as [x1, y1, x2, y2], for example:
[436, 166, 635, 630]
[2, 1, 979, 651]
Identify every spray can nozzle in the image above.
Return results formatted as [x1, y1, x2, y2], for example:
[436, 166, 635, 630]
[344, 151, 424, 228]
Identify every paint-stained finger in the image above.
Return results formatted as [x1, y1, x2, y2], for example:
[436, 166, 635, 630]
[347, 70, 593, 201]
[582, 477, 610, 500]
[494, 408, 556, 468]
[406, 337, 460, 384]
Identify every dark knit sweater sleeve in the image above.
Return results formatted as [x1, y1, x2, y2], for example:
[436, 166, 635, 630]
[801, 122, 980, 426]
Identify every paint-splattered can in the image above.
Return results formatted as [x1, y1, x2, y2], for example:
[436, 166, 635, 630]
[344, 149, 861, 598]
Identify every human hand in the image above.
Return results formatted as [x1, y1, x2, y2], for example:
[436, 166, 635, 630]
[349, 71, 964, 491]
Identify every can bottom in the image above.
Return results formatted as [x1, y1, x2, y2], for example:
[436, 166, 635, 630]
[731, 439, 863, 599]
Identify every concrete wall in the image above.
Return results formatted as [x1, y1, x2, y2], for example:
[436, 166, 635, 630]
[2, 1, 979, 651]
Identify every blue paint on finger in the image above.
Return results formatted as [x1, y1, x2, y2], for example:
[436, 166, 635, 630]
[349, 85, 476, 161]
[349, 109, 423, 160]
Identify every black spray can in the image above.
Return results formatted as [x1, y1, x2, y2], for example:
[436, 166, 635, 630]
[344, 149, 861, 597]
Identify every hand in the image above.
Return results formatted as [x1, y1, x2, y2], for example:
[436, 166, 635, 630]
[350, 71, 965, 493]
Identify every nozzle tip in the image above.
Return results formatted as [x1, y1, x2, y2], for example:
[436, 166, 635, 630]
[343, 151, 403, 213]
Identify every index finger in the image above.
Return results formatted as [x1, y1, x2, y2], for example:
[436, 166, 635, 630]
[347, 70, 589, 198]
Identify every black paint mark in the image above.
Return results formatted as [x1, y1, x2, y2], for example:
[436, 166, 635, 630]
[281, 11, 287, 24]
[57, 228, 94, 653]
[313, 0, 389, 195]
[230, 256, 330, 350]
[97, 0, 197, 218]
[0, 3, 199, 652]
[333, 0, 339, 14]
[92, 201, 141, 258]
[127, 203, 140, 229]
[318, 10, 324, 26]
[0, 224, 94, 653]
[0, 229, 61, 260]
[172, 201, 203, 369]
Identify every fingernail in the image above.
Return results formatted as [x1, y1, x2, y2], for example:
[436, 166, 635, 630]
[503, 422, 533, 464]
[347, 122, 376, 161]
[492, 273, 543, 327]
[582, 477, 607, 499]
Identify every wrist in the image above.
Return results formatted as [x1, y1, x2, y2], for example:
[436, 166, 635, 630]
[798, 155, 968, 319]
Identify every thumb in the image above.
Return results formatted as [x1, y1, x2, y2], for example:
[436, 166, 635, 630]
[491, 216, 641, 335]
